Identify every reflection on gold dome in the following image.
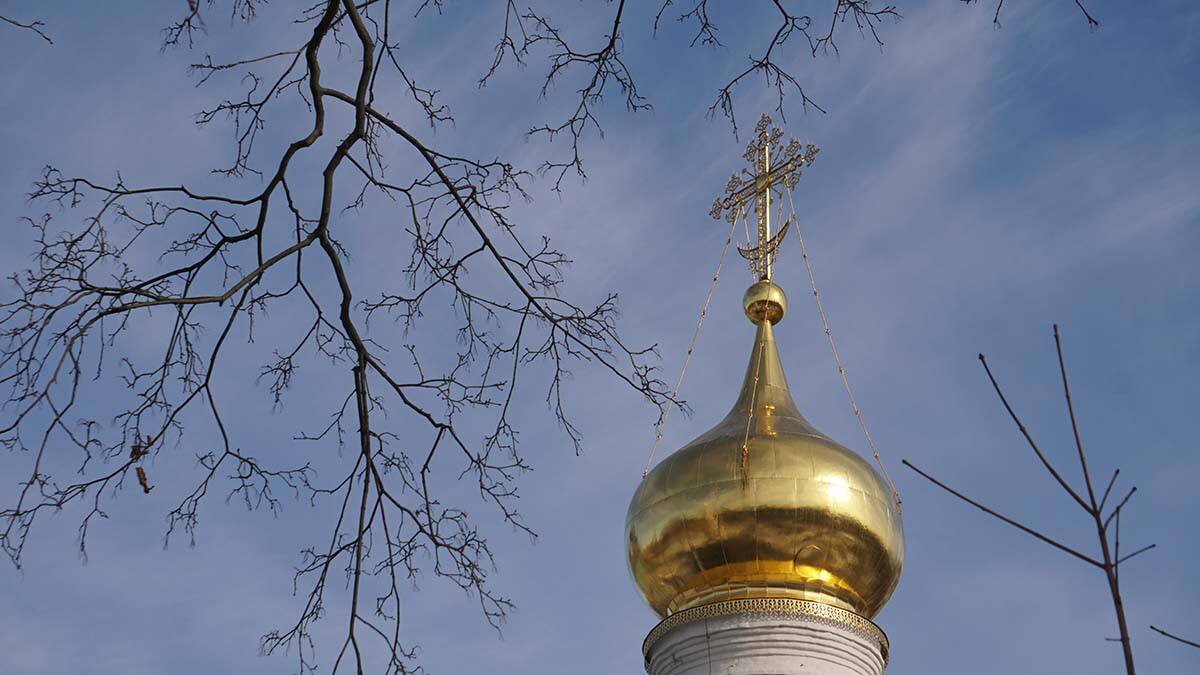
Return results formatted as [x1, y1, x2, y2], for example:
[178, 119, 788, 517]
[626, 282, 903, 619]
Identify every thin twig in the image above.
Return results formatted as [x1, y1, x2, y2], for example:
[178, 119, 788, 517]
[0, 14, 53, 43]
[902, 460, 1102, 568]
[1151, 625, 1200, 650]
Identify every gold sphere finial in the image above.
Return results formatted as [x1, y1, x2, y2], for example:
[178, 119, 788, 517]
[743, 280, 787, 325]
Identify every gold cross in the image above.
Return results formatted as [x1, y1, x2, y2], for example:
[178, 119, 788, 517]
[709, 114, 819, 281]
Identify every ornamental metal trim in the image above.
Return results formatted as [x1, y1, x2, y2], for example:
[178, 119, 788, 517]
[641, 597, 889, 665]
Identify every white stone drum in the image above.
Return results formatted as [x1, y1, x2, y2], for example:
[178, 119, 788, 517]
[642, 599, 888, 675]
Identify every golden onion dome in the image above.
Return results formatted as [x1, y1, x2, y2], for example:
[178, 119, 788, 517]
[626, 280, 903, 619]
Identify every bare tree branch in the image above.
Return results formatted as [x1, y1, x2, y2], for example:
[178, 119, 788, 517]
[1151, 625, 1200, 650]
[0, 12, 52, 43]
[901, 460, 1102, 568]
[905, 324, 1150, 674]
[1, 2, 673, 671]
[977, 351, 1092, 512]
[965, 0, 1101, 30]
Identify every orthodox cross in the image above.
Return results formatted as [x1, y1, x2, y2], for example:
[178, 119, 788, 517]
[709, 114, 819, 281]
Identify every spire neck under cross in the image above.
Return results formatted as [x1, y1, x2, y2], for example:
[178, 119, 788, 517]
[710, 114, 819, 281]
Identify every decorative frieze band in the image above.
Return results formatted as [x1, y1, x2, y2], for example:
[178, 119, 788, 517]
[641, 597, 889, 664]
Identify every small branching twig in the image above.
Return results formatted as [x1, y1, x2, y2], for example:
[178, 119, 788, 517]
[905, 325, 1147, 675]
[0, 13, 53, 43]
[965, 0, 1101, 30]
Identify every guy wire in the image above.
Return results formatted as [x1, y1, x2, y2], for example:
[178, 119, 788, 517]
[785, 188, 903, 509]
[641, 204, 744, 478]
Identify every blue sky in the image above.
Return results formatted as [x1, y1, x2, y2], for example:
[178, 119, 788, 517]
[1, 1, 1198, 674]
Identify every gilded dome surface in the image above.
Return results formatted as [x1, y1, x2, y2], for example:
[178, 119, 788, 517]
[626, 289, 903, 619]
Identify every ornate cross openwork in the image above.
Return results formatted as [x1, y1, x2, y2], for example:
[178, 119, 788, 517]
[710, 114, 819, 281]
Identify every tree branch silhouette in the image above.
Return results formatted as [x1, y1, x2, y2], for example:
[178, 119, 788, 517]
[904, 324, 1149, 675]
[963, 0, 1100, 29]
[1151, 625, 1200, 651]
[0, 12, 52, 43]
[1, 2, 675, 672]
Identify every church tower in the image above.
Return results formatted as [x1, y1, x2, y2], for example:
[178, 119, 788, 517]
[625, 116, 904, 675]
